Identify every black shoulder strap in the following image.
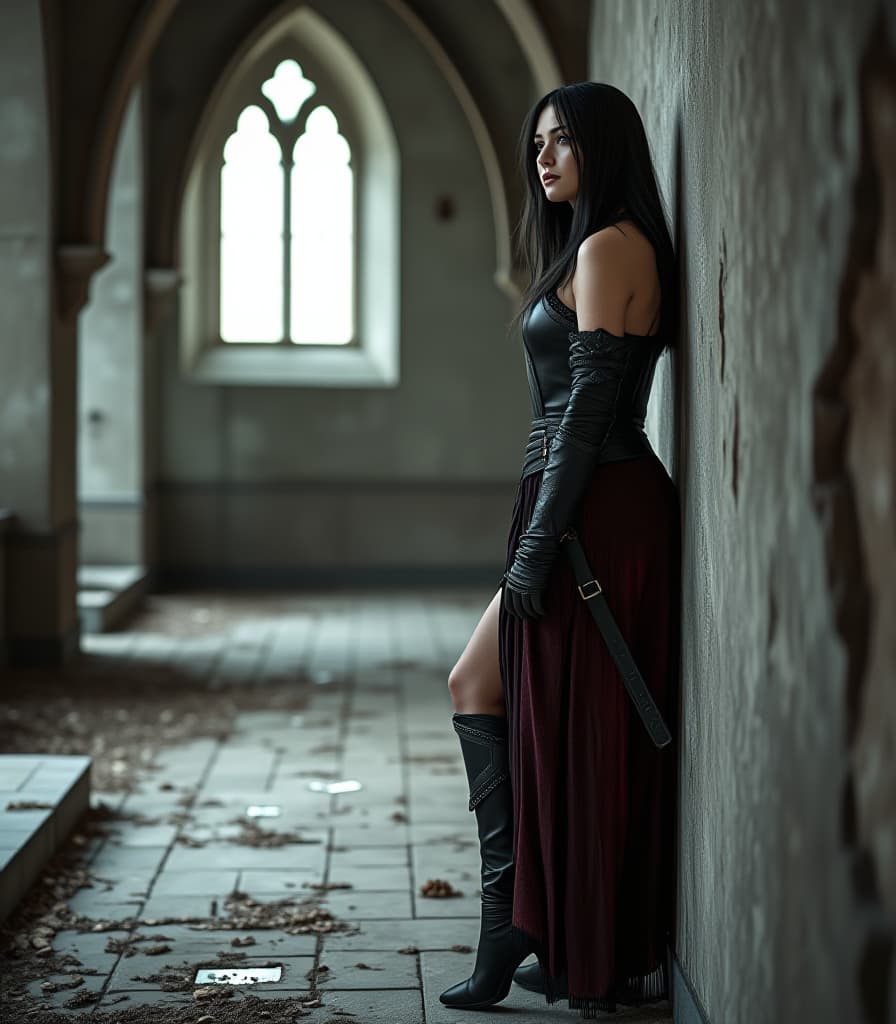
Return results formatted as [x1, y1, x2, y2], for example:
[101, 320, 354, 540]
[561, 530, 672, 749]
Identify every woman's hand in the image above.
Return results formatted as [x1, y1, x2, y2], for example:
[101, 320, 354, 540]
[502, 531, 559, 618]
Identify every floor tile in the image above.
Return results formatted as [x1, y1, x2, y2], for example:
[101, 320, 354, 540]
[150, 868, 239, 896]
[320, 889, 414, 920]
[317, 949, 418, 989]
[322, 917, 479, 952]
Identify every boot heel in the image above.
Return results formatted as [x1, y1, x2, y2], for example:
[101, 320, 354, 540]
[440, 935, 530, 1009]
[513, 959, 569, 997]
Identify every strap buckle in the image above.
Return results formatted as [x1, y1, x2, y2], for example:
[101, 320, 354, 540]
[561, 528, 602, 598]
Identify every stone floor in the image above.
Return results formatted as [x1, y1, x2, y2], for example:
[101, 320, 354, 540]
[9, 589, 673, 1022]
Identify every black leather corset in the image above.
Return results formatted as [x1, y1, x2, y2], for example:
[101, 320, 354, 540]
[520, 291, 661, 477]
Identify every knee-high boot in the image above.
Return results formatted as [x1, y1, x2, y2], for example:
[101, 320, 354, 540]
[439, 712, 531, 1009]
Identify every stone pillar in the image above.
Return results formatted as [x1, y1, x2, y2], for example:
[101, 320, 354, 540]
[0, 0, 86, 665]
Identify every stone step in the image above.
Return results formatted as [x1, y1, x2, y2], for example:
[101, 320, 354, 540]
[77, 564, 148, 633]
[0, 754, 91, 922]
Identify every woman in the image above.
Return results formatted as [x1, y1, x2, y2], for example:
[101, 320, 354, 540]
[440, 82, 681, 1017]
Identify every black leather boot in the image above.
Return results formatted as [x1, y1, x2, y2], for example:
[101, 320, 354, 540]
[439, 713, 531, 1009]
[513, 960, 568, 997]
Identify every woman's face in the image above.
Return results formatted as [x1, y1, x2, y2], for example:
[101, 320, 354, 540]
[533, 104, 578, 205]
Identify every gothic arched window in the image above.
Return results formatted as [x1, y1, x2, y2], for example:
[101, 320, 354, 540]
[179, 6, 398, 387]
[219, 61, 354, 346]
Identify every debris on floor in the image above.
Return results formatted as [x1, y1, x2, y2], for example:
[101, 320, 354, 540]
[0, 591, 670, 1023]
[419, 878, 463, 898]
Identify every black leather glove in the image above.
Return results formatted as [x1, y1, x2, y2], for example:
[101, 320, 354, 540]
[503, 328, 634, 619]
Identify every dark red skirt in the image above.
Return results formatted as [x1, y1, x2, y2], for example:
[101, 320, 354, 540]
[498, 452, 680, 1017]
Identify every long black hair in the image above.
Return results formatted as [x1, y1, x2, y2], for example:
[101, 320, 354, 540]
[513, 82, 677, 347]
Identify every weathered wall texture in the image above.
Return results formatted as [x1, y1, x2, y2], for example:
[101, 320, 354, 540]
[588, 2, 896, 1022]
[148, 0, 541, 580]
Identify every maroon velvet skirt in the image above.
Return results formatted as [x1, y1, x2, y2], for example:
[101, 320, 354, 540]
[498, 452, 680, 1017]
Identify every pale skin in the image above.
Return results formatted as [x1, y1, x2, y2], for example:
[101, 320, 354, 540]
[447, 104, 661, 715]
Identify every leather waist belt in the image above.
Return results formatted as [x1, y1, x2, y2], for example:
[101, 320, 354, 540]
[521, 415, 654, 478]
[560, 528, 672, 749]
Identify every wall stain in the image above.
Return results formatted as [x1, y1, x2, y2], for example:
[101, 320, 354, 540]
[718, 231, 727, 383]
[832, 91, 846, 159]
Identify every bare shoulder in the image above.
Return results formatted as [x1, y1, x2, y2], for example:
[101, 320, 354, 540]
[578, 224, 625, 254]
[573, 226, 641, 295]
[571, 221, 660, 334]
[571, 228, 634, 333]
[577, 221, 652, 268]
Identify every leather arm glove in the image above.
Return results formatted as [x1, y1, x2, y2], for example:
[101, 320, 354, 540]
[503, 328, 633, 619]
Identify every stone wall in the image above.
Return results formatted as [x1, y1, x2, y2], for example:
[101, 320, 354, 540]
[586, 2, 896, 1021]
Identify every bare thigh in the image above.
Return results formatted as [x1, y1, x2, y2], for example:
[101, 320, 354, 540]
[447, 587, 505, 715]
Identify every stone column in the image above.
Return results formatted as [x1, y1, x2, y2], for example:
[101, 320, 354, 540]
[0, 0, 88, 665]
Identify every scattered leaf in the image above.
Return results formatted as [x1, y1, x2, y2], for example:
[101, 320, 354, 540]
[420, 878, 463, 898]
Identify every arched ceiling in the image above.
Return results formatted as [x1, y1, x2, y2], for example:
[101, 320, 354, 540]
[41, 0, 588, 288]
[42, 0, 179, 247]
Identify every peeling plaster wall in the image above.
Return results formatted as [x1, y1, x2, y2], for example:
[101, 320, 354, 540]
[587, 2, 896, 1022]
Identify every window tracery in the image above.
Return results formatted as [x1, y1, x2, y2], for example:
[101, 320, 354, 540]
[219, 60, 354, 346]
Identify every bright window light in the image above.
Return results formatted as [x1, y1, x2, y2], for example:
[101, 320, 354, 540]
[290, 106, 354, 345]
[220, 106, 283, 343]
[261, 59, 316, 124]
[219, 70, 354, 346]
